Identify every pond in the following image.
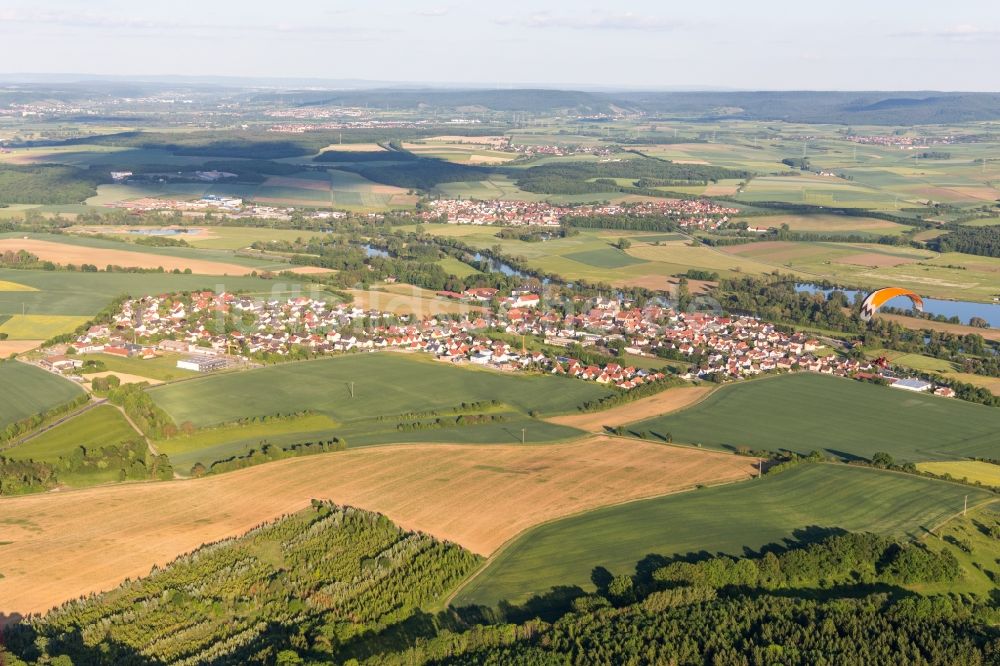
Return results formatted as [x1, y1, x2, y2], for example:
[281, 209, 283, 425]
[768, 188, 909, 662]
[126, 228, 195, 236]
[361, 244, 391, 259]
[795, 283, 1000, 328]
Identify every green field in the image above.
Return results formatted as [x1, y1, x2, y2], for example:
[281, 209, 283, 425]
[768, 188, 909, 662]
[561, 247, 647, 268]
[912, 501, 1000, 597]
[77, 353, 198, 382]
[183, 226, 328, 250]
[736, 213, 911, 237]
[436, 255, 482, 278]
[150, 354, 612, 427]
[865, 349, 958, 374]
[628, 373, 999, 462]
[6, 404, 138, 463]
[413, 224, 795, 286]
[148, 354, 599, 464]
[455, 464, 992, 606]
[0, 268, 305, 317]
[155, 412, 339, 470]
[0, 360, 85, 430]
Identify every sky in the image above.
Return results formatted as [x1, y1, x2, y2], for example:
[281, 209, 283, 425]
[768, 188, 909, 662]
[1, 0, 998, 90]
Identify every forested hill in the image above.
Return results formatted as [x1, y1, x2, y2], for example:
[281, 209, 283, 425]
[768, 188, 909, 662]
[8, 81, 1000, 123]
[249, 89, 1000, 123]
[4, 523, 998, 665]
[616, 90, 1000, 124]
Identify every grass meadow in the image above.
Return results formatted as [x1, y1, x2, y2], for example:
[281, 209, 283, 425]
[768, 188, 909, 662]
[77, 353, 198, 382]
[0, 360, 85, 430]
[455, 463, 993, 606]
[6, 404, 138, 463]
[627, 373, 999, 462]
[150, 353, 614, 428]
[148, 353, 601, 467]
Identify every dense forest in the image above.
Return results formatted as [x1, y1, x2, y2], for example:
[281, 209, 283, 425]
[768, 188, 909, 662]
[4, 525, 997, 665]
[1, 503, 481, 665]
[345, 156, 491, 190]
[0, 164, 107, 204]
[513, 158, 747, 196]
[929, 225, 1000, 258]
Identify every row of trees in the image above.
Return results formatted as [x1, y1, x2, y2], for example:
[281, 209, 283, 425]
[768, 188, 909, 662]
[0, 438, 172, 496]
[198, 437, 347, 476]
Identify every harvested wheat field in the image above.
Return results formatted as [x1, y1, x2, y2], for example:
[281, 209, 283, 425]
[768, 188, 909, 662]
[0, 339, 43, 356]
[82, 371, 163, 388]
[285, 265, 337, 275]
[0, 239, 252, 276]
[0, 437, 756, 615]
[546, 386, 715, 432]
[837, 252, 918, 268]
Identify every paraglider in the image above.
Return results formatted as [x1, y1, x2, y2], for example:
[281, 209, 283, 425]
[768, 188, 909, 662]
[859, 287, 924, 322]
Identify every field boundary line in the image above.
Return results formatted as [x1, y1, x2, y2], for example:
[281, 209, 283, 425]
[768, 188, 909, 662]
[443, 467, 760, 608]
[920, 498, 1000, 541]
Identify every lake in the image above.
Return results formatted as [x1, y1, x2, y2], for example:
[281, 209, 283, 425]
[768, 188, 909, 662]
[795, 284, 1000, 328]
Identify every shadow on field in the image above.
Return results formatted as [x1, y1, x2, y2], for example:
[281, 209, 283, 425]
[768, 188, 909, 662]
[823, 448, 868, 462]
[1, 620, 166, 665]
[453, 525, 856, 625]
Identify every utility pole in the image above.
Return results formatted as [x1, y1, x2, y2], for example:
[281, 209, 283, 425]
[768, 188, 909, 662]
[521, 428, 526, 444]
[964, 495, 968, 516]
[349, 381, 355, 398]
[758, 459, 763, 478]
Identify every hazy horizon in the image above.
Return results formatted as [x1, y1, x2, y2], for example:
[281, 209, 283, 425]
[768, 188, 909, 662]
[2, 1, 998, 91]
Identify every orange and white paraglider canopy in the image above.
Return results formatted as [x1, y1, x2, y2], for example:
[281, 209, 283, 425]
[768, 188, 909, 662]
[859, 287, 924, 322]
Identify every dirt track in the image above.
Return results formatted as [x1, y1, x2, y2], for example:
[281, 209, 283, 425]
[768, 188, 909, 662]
[546, 386, 714, 432]
[0, 437, 755, 616]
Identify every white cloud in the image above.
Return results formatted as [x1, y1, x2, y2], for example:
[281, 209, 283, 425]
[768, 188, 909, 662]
[495, 11, 682, 32]
[0, 8, 179, 30]
[0, 7, 350, 35]
[893, 24, 1000, 42]
[415, 8, 449, 17]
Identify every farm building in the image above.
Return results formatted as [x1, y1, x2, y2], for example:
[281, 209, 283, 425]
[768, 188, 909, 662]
[176, 356, 228, 373]
[889, 378, 933, 392]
